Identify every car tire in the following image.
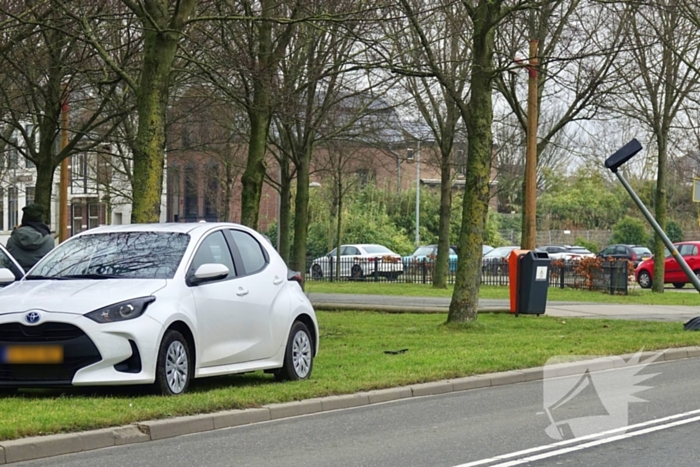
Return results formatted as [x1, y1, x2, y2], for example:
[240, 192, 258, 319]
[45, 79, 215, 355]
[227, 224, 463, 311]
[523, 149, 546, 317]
[638, 271, 652, 289]
[351, 264, 364, 280]
[673, 282, 685, 289]
[154, 330, 193, 396]
[311, 264, 323, 280]
[275, 321, 314, 382]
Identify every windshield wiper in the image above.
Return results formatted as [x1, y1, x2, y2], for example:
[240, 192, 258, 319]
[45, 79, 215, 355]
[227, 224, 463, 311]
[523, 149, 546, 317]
[56, 274, 122, 280]
[24, 275, 60, 280]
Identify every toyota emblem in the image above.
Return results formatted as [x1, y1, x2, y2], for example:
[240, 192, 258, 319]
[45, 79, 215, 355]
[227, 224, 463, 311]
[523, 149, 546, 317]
[25, 311, 41, 325]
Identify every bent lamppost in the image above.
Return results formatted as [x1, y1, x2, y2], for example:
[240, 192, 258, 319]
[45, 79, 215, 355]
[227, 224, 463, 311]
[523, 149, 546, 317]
[605, 139, 700, 293]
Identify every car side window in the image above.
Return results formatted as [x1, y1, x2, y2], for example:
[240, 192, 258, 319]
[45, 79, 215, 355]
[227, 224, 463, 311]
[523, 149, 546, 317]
[680, 244, 697, 256]
[600, 247, 612, 256]
[190, 231, 235, 279]
[345, 246, 360, 256]
[230, 230, 267, 275]
[615, 246, 628, 255]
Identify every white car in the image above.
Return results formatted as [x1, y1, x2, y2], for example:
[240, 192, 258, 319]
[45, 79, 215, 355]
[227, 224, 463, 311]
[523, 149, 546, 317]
[309, 244, 404, 280]
[0, 223, 319, 395]
[537, 245, 595, 261]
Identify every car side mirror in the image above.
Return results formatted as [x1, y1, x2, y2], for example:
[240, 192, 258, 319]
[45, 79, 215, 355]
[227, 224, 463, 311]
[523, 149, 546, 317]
[0, 268, 16, 284]
[190, 263, 229, 285]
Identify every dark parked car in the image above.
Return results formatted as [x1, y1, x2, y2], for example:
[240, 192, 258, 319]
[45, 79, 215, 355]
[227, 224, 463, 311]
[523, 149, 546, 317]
[598, 244, 652, 267]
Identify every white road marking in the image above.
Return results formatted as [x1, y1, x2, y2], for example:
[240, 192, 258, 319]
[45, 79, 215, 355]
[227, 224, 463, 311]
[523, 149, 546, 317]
[454, 408, 700, 467]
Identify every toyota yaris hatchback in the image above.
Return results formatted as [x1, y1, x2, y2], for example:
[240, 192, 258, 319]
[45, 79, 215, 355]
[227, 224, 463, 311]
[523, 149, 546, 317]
[0, 223, 319, 395]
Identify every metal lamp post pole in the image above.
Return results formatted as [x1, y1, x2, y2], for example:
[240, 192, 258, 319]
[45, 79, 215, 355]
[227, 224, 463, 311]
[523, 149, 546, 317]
[415, 140, 421, 247]
[606, 139, 700, 292]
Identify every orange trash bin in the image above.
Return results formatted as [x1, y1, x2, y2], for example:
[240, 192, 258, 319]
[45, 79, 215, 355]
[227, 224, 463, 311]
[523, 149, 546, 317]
[508, 249, 529, 313]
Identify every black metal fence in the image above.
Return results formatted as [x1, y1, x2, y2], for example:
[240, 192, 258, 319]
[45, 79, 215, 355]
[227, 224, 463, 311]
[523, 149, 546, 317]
[305, 257, 631, 294]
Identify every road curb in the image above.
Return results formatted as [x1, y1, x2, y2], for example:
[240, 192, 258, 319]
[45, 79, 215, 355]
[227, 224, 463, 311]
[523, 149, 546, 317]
[312, 302, 511, 314]
[1, 345, 697, 464]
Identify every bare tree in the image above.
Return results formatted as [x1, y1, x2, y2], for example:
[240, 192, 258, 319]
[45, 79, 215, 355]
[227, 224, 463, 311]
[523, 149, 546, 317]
[0, 2, 127, 222]
[610, 0, 700, 293]
[394, 0, 537, 322]
[387, 0, 470, 288]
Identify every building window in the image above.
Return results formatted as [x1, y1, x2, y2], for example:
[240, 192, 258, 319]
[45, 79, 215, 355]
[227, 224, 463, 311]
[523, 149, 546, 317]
[183, 163, 198, 220]
[71, 203, 84, 235]
[455, 149, 466, 176]
[406, 148, 414, 161]
[168, 165, 181, 222]
[26, 187, 35, 206]
[355, 169, 374, 188]
[8, 188, 18, 228]
[204, 163, 219, 220]
[72, 153, 88, 194]
[88, 203, 100, 229]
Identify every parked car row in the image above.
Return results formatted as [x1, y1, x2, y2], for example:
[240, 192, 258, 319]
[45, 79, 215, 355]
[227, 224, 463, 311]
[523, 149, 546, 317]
[309, 243, 502, 279]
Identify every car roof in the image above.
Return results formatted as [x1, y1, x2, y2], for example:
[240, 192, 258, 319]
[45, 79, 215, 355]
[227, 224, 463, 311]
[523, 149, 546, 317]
[73, 222, 255, 239]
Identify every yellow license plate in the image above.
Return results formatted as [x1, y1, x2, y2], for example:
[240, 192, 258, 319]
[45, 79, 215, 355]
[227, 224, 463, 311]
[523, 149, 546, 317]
[4, 346, 63, 364]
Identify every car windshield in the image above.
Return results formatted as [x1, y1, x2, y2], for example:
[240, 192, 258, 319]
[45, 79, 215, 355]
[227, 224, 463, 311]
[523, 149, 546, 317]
[28, 232, 191, 279]
[412, 246, 435, 256]
[568, 248, 592, 254]
[633, 247, 652, 256]
[363, 245, 393, 254]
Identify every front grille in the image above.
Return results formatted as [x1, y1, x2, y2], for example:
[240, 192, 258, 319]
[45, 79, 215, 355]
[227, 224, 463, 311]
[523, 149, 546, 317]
[0, 322, 101, 386]
[0, 323, 85, 342]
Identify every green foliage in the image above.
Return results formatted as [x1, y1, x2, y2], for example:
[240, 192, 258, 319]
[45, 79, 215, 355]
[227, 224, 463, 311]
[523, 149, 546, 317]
[575, 237, 599, 253]
[538, 172, 626, 230]
[666, 219, 684, 243]
[610, 216, 648, 245]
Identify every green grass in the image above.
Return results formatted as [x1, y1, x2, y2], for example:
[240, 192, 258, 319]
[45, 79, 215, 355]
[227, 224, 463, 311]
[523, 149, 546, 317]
[1, 311, 699, 440]
[306, 281, 700, 305]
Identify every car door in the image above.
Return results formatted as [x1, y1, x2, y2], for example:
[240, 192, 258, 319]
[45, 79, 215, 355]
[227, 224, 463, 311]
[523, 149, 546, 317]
[342, 246, 361, 276]
[664, 246, 680, 283]
[226, 229, 286, 362]
[188, 230, 243, 368]
[685, 244, 700, 273]
[674, 244, 698, 282]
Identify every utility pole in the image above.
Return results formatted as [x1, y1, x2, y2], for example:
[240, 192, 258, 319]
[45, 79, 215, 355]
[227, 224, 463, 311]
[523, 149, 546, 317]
[522, 21, 539, 250]
[58, 88, 69, 243]
[415, 140, 421, 247]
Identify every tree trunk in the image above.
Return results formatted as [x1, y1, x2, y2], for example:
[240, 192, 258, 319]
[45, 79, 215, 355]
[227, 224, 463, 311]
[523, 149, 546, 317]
[652, 136, 667, 293]
[278, 157, 292, 263]
[34, 160, 55, 227]
[448, 6, 496, 323]
[291, 151, 311, 273]
[131, 29, 178, 223]
[433, 155, 452, 288]
[222, 161, 234, 222]
[335, 177, 342, 282]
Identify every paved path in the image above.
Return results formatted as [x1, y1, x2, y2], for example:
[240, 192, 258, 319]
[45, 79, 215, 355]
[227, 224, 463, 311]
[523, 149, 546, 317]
[309, 293, 700, 322]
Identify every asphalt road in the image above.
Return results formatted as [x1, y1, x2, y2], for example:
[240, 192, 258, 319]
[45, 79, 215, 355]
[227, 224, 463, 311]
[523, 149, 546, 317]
[15, 357, 700, 467]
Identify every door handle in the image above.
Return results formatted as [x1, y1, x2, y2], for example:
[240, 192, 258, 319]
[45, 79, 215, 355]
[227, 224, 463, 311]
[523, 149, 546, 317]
[273, 276, 283, 285]
[236, 288, 249, 296]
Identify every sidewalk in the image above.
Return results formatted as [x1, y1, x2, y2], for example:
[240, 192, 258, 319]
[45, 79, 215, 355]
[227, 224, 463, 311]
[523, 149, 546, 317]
[309, 292, 700, 323]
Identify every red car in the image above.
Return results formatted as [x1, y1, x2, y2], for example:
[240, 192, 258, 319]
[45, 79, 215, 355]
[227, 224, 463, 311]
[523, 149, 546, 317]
[635, 241, 700, 289]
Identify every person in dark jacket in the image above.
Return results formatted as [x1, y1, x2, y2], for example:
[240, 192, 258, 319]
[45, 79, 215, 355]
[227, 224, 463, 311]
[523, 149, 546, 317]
[6, 204, 55, 271]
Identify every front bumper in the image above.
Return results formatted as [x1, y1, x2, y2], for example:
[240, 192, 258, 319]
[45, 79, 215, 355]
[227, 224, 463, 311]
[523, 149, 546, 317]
[0, 311, 163, 387]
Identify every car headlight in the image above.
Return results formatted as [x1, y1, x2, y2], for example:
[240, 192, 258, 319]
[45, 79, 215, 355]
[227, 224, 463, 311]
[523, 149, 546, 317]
[85, 297, 156, 323]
